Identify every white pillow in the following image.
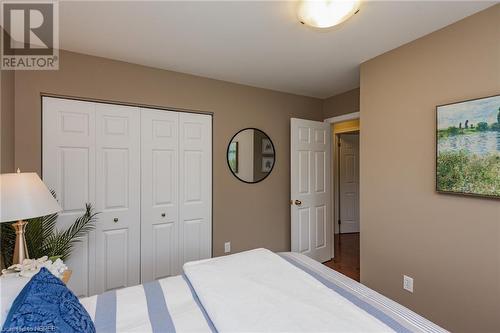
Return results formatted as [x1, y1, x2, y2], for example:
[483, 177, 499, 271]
[0, 274, 30, 327]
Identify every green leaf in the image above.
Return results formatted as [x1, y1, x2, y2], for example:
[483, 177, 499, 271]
[0, 191, 99, 268]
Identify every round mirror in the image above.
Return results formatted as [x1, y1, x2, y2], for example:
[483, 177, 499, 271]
[227, 128, 275, 183]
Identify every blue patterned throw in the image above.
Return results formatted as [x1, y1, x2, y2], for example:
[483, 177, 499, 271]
[2, 268, 95, 333]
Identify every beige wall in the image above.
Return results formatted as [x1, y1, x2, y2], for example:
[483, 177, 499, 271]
[360, 5, 500, 332]
[323, 88, 360, 119]
[12, 50, 323, 257]
[1, 69, 15, 173]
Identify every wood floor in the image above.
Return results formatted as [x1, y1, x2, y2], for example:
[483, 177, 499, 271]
[323, 233, 360, 282]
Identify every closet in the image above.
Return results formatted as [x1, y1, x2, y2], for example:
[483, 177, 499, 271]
[42, 97, 212, 297]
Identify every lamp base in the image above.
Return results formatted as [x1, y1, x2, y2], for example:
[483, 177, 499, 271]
[12, 220, 29, 265]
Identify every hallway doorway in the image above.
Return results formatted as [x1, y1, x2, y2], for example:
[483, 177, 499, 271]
[337, 133, 360, 234]
[323, 113, 360, 281]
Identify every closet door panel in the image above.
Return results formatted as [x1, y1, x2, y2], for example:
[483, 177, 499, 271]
[104, 229, 129, 289]
[95, 103, 141, 294]
[42, 97, 96, 298]
[179, 113, 212, 266]
[141, 109, 179, 281]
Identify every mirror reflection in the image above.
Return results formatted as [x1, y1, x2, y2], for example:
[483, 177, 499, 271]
[227, 128, 275, 183]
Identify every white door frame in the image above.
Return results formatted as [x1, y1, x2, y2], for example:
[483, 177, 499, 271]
[324, 112, 359, 258]
[324, 112, 359, 124]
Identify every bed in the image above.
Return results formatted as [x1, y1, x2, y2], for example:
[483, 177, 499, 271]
[80, 249, 447, 333]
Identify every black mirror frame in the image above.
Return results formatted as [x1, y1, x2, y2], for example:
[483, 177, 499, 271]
[226, 127, 276, 184]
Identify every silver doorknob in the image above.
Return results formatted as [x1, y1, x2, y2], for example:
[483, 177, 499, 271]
[294, 200, 302, 206]
[161, 213, 166, 217]
[113, 218, 118, 223]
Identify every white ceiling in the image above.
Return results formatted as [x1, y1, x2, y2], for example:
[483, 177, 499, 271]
[59, 1, 495, 98]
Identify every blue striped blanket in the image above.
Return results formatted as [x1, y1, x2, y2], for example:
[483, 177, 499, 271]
[81, 251, 447, 333]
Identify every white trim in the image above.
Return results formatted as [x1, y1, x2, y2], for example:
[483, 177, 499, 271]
[324, 111, 359, 124]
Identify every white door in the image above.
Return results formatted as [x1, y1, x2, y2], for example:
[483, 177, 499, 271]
[93, 103, 141, 294]
[141, 109, 180, 281]
[290, 118, 331, 262]
[42, 97, 96, 297]
[43, 97, 212, 295]
[339, 133, 360, 233]
[179, 113, 212, 265]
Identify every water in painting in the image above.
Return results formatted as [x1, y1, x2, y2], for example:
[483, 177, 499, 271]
[437, 95, 500, 197]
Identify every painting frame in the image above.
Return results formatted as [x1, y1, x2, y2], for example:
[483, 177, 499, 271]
[262, 138, 274, 155]
[435, 94, 500, 200]
[261, 156, 274, 173]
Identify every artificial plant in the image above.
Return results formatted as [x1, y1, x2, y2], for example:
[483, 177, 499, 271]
[1, 193, 98, 268]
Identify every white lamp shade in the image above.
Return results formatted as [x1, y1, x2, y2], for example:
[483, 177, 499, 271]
[0, 172, 62, 223]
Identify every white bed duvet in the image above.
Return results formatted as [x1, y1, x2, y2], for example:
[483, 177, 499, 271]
[184, 248, 392, 332]
[81, 249, 447, 333]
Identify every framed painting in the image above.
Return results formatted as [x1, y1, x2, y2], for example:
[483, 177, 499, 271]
[261, 156, 274, 173]
[262, 138, 274, 155]
[436, 94, 500, 199]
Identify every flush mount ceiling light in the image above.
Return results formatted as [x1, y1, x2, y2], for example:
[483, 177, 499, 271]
[297, 0, 361, 29]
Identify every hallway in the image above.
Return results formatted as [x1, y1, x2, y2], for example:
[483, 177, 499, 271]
[324, 233, 360, 281]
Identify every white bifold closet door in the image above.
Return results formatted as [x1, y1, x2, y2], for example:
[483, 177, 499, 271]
[140, 109, 179, 281]
[43, 97, 212, 297]
[43, 98, 141, 296]
[93, 103, 141, 294]
[43, 98, 96, 297]
[178, 113, 212, 266]
[140, 109, 212, 282]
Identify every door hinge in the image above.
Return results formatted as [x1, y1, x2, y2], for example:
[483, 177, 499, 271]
[338, 219, 341, 225]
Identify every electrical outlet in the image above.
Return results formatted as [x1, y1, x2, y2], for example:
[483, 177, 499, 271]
[224, 242, 231, 253]
[403, 275, 414, 293]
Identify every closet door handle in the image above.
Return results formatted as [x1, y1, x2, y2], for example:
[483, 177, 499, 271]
[113, 218, 119, 223]
[161, 213, 166, 217]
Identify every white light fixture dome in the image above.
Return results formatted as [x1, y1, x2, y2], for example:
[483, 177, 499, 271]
[297, 0, 361, 29]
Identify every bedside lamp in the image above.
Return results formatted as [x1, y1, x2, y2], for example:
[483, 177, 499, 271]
[0, 170, 62, 265]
